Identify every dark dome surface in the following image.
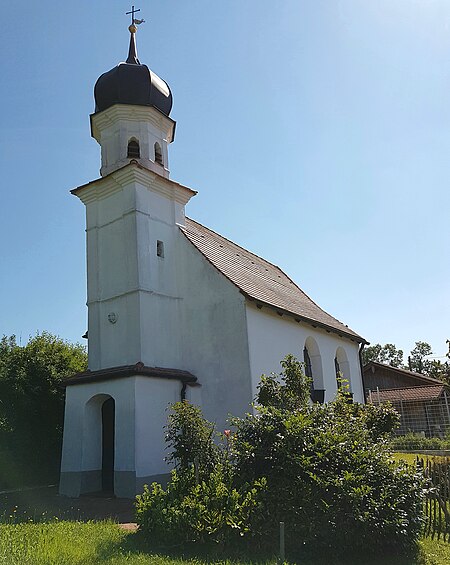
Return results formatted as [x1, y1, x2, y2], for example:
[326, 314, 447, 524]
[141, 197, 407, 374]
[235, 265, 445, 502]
[94, 30, 173, 116]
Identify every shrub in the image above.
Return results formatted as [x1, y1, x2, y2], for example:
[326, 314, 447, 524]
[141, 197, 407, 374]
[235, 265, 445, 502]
[136, 465, 266, 547]
[391, 432, 450, 452]
[232, 398, 424, 557]
[164, 401, 220, 478]
[137, 355, 426, 559]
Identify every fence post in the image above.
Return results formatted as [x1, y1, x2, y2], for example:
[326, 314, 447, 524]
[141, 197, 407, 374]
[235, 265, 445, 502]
[444, 392, 450, 432]
[279, 521, 285, 563]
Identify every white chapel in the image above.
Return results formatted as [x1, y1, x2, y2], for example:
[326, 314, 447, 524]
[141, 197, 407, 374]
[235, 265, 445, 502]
[60, 20, 368, 499]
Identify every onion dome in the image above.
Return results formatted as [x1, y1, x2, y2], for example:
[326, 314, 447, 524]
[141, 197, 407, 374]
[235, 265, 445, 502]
[94, 25, 173, 116]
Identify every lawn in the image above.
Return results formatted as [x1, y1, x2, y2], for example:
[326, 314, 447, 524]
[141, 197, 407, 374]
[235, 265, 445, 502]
[0, 521, 449, 565]
[393, 452, 450, 466]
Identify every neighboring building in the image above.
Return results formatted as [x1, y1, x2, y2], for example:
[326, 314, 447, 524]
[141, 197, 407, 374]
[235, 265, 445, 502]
[363, 361, 444, 391]
[364, 362, 450, 437]
[59, 23, 367, 499]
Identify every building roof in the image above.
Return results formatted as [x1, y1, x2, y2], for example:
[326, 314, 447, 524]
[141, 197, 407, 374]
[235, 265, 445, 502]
[63, 363, 197, 387]
[368, 385, 446, 403]
[94, 28, 173, 116]
[181, 218, 366, 343]
[363, 361, 444, 386]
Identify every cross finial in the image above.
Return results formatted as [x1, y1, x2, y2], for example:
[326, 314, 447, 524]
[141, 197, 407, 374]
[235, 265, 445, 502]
[126, 6, 140, 25]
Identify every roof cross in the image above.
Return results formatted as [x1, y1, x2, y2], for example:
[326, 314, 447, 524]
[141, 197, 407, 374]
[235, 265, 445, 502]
[126, 6, 140, 25]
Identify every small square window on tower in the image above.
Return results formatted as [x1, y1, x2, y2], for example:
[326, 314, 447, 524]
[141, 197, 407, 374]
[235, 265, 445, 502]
[156, 240, 164, 258]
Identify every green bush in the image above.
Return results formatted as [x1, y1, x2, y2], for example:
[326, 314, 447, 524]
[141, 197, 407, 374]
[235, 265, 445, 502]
[391, 432, 450, 451]
[232, 398, 424, 557]
[136, 355, 426, 559]
[136, 465, 266, 547]
[164, 400, 221, 478]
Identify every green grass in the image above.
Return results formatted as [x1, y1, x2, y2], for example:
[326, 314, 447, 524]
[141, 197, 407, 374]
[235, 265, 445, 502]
[419, 537, 450, 565]
[0, 521, 175, 565]
[393, 452, 450, 466]
[0, 521, 449, 565]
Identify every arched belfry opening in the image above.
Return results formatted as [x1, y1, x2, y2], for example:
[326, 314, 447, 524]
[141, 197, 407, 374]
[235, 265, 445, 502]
[101, 397, 115, 493]
[127, 139, 140, 158]
[154, 142, 163, 166]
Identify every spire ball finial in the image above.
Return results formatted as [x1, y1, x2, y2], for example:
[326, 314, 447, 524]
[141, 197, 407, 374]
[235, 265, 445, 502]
[129, 24, 137, 33]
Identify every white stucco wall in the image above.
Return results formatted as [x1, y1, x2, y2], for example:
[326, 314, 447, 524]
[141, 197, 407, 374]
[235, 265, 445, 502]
[60, 377, 136, 476]
[245, 302, 364, 404]
[84, 172, 189, 371]
[134, 376, 181, 478]
[176, 233, 254, 431]
[60, 374, 184, 496]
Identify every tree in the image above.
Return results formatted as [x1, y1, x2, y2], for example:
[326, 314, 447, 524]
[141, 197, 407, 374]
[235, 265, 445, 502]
[407, 341, 450, 380]
[0, 332, 87, 487]
[362, 343, 404, 367]
[408, 341, 433, 374]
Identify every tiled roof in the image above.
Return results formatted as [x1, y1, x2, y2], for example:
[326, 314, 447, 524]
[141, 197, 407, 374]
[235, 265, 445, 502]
[368, 385, 446, 403]
[181, 218, 365, 343]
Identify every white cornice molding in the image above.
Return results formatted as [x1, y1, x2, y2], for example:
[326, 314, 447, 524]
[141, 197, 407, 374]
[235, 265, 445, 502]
[90, 104, 176, 143]
[72, 163, 196, 206]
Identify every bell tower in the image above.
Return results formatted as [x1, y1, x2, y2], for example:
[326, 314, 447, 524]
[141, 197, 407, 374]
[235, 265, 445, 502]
[60, 11, 197, 499]
[92, 20, 175, 178]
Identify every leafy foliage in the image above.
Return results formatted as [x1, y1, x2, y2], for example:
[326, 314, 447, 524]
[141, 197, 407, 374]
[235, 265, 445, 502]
[137, 356, 425, 560]
[0, 332, 87, 487]
[391, 432, 450, 452]
[362, 343, 404, 367]
[363, 340, 450, 382]
[136, 466, 266, 547]
[164, 401, 220, 478]
[233, 372, 421, 557]
[407, 341, 450, 382]
[257, 354, 311, 411]
[408, 341, 434, 375]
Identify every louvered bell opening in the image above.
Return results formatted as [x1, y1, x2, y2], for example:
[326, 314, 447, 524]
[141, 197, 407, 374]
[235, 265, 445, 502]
[154, 142, 163, 166]
[127, 140, 140, 159]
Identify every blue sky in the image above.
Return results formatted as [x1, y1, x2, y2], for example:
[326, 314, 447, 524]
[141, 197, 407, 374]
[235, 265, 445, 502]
[0, 0, 448, 361]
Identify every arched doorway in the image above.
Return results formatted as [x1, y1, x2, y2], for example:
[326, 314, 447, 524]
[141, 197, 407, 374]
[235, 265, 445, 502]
[101, 397, 115, 493]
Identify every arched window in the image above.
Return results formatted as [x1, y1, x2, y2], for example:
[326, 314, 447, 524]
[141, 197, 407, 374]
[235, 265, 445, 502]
[127, 139, 140, 158]
[334, 357, 342, 388]
[303, 346, 314, 396]
[304, 337, 325, 403]
[154, 142, 163, 166]
[303, 347, 313, 379]
[335, 347, 352, 398]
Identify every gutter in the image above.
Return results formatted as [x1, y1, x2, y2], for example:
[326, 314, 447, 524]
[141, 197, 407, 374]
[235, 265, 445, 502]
[359, 343, 368, 403]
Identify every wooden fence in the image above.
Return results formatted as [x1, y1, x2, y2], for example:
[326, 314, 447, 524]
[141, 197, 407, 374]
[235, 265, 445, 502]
[417, 457, 450, 541]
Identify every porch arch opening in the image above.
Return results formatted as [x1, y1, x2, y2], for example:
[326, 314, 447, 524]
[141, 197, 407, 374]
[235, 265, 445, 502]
[101, 397, 115, 493]
[83, 394, 115, 494]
